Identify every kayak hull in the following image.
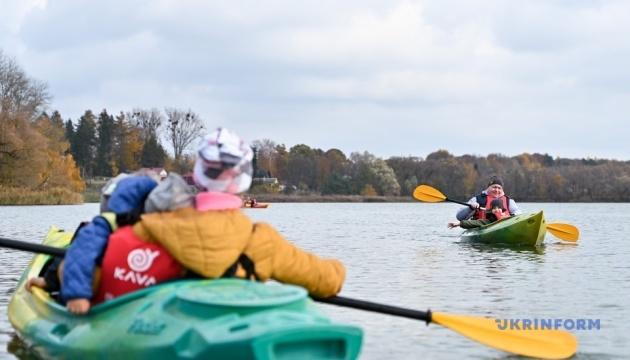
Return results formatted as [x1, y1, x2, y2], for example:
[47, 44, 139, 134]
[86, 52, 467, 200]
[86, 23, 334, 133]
[460, 211, 547, 247]
[8, 227, 362, 360]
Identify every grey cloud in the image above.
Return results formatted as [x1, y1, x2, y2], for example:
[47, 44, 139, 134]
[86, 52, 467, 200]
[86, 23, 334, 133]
[3, 0, 630, 160]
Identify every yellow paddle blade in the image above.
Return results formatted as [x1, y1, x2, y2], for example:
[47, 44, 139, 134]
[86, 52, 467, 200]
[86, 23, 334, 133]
[432, 312, 578, 359]
[547, 223, 580, 242]
[412, 185, 447, 203]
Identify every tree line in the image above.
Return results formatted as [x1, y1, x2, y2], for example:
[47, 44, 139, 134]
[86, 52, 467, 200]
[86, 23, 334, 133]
[3, 49, 630, 202]
[1, 50, 204, 197]
[64, 107, 203, 178]
[251, 144, 630, 201]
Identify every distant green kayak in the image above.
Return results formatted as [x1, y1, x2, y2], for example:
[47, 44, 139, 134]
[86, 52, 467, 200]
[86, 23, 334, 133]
[460, 211, 547, 247]
[9, 227, 363, 360]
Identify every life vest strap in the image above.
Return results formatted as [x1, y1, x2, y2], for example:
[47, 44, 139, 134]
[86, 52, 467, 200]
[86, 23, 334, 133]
[222, 254, 260, 281]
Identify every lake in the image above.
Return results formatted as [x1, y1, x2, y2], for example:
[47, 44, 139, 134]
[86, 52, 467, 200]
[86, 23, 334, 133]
[1, 202, 628, 359]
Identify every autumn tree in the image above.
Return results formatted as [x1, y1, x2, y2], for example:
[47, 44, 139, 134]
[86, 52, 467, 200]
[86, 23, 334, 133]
[314, 148, 346, 190]
[0, 51, 50, 187]
[386, 156, 423, 196]
[33, 111, 84, 191]
[349, 151, 400, 196]
[251, 139, 277, 177]
[0, 51, 83, 194]
[112, 112, 143, 173]
[0, 50, 49, 117]
[273, 144, 289, 185]
[287, 144, 318, 190]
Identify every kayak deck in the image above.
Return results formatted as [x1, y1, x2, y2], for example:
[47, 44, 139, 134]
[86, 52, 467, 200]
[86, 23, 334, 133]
[460, 211, 547, 247]
[9, 227, 362, 360]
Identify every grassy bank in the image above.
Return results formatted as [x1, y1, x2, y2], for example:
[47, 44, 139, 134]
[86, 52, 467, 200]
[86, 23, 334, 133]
[83, 179, 108, 203]
[0, 184, 414, 205]
[0, 186, 83, 205]
[244, 194, 415, 203]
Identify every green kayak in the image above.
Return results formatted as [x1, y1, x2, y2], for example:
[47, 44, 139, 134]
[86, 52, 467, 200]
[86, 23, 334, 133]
[8, 227, 363, 360]
[460, 211, 547, 247]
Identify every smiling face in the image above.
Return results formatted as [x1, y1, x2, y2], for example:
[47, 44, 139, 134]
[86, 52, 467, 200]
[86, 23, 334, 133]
[486, 184, 504, 197]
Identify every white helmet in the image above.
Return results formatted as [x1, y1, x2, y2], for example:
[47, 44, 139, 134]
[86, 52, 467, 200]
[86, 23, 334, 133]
[193, 127, 253, 194]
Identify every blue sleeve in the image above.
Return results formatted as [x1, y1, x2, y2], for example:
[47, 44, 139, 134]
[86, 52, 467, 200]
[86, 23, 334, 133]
[107, 176, 158, 213]
[456, 196, 477, 221]
[61, 216, 112, 301]
[61, 176, 157, 302]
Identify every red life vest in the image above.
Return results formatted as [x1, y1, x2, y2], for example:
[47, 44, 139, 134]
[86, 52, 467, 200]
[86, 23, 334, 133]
[473, 195, 511, 220]
[93, 226, 183, 304]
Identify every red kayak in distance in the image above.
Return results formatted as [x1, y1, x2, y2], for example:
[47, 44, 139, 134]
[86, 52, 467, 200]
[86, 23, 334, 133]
[242, 202, 270, 209]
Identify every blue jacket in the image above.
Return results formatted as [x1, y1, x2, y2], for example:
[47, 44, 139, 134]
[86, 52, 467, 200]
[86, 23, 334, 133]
[61, 176, 158, 302]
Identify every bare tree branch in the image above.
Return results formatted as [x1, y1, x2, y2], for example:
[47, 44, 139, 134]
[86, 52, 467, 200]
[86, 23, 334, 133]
[164, 108, 205, 160]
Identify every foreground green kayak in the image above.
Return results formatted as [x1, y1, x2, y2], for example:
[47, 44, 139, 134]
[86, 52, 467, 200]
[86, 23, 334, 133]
[9, 227, 363, 359]
[460, 211, 547, 247]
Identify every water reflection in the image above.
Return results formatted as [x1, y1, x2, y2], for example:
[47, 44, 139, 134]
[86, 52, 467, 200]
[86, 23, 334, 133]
[6, 334, 40, 360]
[457, 239, 546, 255]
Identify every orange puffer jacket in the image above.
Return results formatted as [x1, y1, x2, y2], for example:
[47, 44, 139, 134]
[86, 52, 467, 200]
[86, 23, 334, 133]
[132, 207, 345, 297]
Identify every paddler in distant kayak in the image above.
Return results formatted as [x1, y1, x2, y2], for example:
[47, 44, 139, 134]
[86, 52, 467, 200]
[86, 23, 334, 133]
[448, 198, 508, 229]
[455, 175, 521, 221]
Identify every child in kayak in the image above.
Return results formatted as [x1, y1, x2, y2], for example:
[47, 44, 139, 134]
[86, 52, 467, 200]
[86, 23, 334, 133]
[131, 128, 345, 299]
[26, 172, 173, 313]
[448, 198, 509, 229]
[28, 128, 345, 315]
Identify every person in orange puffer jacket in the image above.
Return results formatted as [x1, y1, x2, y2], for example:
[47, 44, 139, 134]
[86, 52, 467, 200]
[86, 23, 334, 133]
[132, 127, 345, 298]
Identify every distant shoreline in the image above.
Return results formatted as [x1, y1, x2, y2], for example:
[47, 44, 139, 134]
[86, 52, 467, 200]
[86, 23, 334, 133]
[246, 194, 415, 203]
[2, 185, 622, 206]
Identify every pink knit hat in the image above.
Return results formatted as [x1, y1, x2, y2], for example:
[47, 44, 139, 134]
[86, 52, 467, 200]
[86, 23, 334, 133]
[193, 127, 253, 194]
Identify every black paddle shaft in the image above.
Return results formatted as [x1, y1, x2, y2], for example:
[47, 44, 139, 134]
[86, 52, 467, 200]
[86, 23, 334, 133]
[1, 236, 435, 325]
[314, 296, 432, 324]
[0, 237, 65, 257]
[446, 198, 486, 211]
[446, 197, 470, 207]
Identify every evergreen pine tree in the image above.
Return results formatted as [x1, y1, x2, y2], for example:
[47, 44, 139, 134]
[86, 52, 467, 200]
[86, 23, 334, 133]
[95, 109, 115, 176]
[141, 134, 167, 168]
[73, 110, 97, 178]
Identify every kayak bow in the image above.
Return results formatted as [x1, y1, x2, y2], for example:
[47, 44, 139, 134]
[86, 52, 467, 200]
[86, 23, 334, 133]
[460, 211, 547, 247]
[8, 227, 362, 360]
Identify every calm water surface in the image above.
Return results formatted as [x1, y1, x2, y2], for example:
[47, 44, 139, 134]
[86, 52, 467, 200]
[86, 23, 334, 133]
[0, 203, 629, 359]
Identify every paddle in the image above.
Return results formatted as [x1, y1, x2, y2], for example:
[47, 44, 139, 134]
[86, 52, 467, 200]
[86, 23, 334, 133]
[413, 184, 480, 208]
[1, 237, 578, 359]
[413, 185, 580, 242]
[546, 223, 579, 242]
[0, 236, 66, 257]
[316, 296, 578, 359]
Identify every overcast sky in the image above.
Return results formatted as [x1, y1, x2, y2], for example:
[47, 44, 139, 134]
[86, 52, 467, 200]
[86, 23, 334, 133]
[2, 0, 629, 160]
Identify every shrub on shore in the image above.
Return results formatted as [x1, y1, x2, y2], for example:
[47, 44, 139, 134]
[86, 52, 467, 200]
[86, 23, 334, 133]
[0, 186, 83, 205]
